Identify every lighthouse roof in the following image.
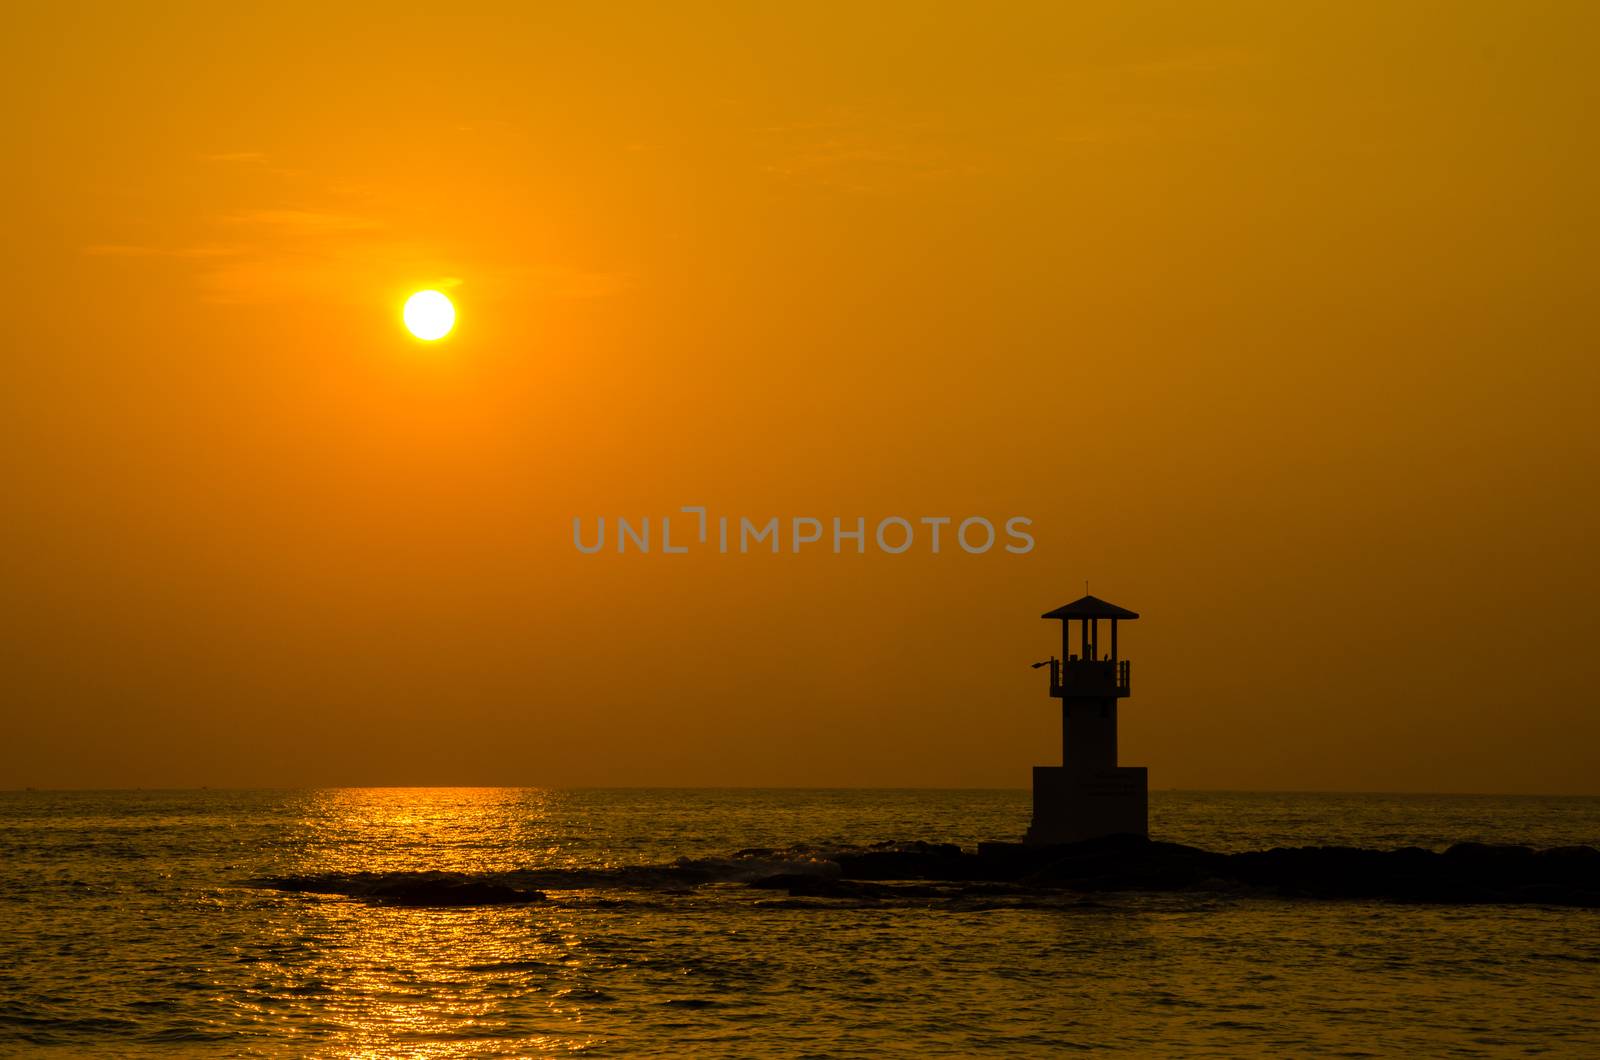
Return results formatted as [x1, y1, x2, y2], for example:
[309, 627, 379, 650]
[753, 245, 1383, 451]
[1041, 595, 1140, 620]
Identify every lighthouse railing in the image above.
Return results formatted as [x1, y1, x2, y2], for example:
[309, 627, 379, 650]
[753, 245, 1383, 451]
[1050, 658, 1131, 697]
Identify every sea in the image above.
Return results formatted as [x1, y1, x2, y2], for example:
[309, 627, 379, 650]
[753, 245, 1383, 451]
[1, 789, 1597, 1058]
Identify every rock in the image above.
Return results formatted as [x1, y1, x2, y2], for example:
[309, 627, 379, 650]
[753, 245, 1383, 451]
[749, 873, 948, 899]
[1444, 842, 1536, 860]
[779, 836, 1600, 908]
[836, 844, 1000, 882]
[247, 871, 546, 907]
[364, 876, 546, 907]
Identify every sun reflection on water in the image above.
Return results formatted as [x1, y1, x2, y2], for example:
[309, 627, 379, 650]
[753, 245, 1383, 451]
[257, 788, 605, 1055]
[288, 787, 558, 875]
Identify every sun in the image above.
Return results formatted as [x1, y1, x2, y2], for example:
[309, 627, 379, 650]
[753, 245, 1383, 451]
[403, 290, 455, 340]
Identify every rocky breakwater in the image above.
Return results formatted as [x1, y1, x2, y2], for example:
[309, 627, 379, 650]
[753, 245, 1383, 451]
[752, 836, 1600, 907]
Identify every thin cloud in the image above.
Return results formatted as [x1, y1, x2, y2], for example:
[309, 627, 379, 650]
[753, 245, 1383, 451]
[757, 110, 979, 193]
[83, 242, 244, 259]
[86, 156, 626, 305]
[222, 209, 385, 235]
[532, 266, 632, 300]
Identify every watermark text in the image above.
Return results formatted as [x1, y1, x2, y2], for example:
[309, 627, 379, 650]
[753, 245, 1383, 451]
[573, 507, 1034, 555]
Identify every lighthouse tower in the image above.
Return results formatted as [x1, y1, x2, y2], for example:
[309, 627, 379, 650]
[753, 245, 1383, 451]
[1026, 595, 1148, 844]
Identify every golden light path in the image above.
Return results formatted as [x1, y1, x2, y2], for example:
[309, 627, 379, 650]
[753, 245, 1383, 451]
[403, 290, 455, 340]
[274, 789, 599, 1056]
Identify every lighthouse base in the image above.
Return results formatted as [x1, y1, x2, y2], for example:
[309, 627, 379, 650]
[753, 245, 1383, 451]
[1025, 765, 1148, 845]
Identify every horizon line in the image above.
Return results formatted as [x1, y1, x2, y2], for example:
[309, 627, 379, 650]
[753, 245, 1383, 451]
[5, 784, 1598, 799]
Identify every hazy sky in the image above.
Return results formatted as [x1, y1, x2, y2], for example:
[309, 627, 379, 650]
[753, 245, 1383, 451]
[4, 2, 1597, 792]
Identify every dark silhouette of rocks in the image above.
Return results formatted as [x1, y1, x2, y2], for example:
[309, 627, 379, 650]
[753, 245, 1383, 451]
[240, 838, 1600, 908]
[748, 873, 949, 900]
[247, 871, 546, 907]
[754, 835, 1600, 907]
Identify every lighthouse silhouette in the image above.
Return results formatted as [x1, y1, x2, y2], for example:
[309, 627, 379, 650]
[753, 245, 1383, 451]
[1026, 595, 1148, 844]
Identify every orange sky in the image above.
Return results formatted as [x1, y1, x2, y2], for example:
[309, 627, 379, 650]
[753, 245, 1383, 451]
[4, 2, 1597, 792]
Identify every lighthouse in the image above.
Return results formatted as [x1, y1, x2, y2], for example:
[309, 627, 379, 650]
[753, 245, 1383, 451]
[1026, 595, 1148, 844]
